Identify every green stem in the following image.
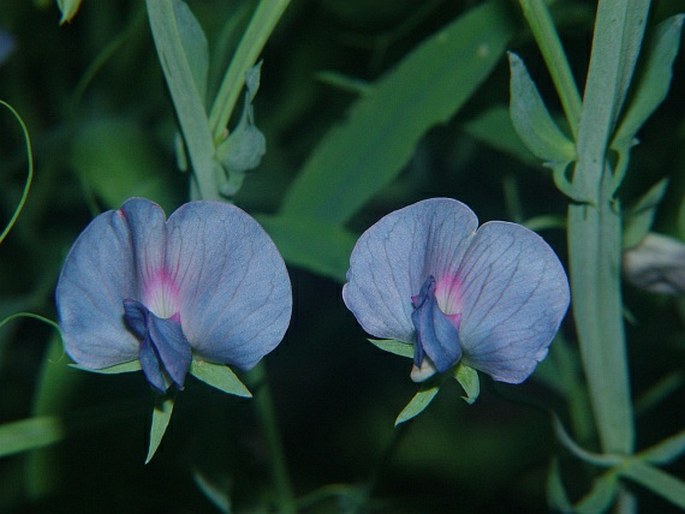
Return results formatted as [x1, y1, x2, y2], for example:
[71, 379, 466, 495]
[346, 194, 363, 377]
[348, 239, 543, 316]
[208, 0, 290, 143]
[517, 0, 582, 136]
[569, 0, 650, 457]
[246, 362, 297, 514]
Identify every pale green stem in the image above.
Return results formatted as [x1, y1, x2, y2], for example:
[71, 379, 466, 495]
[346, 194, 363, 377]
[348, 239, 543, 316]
[566, 2, 652, 511]
[570, 0, 650, 456]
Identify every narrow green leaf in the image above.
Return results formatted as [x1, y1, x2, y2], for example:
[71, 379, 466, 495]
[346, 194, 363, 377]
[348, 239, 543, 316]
[609, 1, 651, 117]
[172, 0, 209, 104]
[56, 0, 83, 24]
[70, 359, 141, 374]
[638, 430, 685, 465]
[395, 385, 440, 426]
[368, 338, 414, 359]
[190, 359, 251, 397]
[255, 214, 357, 282]
[453, 363, 479, 404]
[572, 0, 649, 200]
[0, 416, 65, 458]
[517, 0, 582, 135]
[208, 0, 290, 141]
[146, 0, 222, 200]
[0, 401, 144, 459]
[620, 459, 685, 509]
[508, 52, 575, 163]
[622, 178, 669, 248]
[146, 394, 175, 464]
[280, 0, 515, 224]
[613, 15, 685, 148]
[574, 470, 619, 514]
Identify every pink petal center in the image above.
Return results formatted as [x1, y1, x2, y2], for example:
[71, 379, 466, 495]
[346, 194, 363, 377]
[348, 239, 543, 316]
[434, 274, 463, 328]
[143, 269, 181, 320]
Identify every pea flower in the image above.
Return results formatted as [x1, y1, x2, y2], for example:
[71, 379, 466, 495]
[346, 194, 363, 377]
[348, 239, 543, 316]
[343, 198, 569, 384]
[56, 198, 292, 393]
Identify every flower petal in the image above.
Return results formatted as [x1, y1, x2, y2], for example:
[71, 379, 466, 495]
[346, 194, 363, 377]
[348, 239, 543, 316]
[119, 198, 169, 305]
[124, 299, 191, 391]
[410, 276, 462, 373]
[56, 209, 139, 369]
[456, 221, 570, 383]
[343, 198, 478, 343]
[165, 201, 291, 370]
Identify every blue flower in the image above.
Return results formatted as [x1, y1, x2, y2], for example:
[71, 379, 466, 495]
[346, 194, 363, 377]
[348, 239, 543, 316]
[56, 198, 292, 392]
[343, 198, 570, 384]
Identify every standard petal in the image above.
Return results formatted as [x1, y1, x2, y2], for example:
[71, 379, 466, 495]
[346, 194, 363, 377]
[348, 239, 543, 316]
[165, 201, 292, 370]
[456, 222, 570, 383]
[342, 198, 478, 343]
[56, 209, 139, 368]
[118, 198, 169, 304]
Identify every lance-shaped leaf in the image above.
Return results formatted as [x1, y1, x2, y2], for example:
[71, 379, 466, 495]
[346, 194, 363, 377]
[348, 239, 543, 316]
[613, 15, 685, 150]
[622, 178, 669, 249]
[508, 52, 576, 164]
[395, 385, 440, 426]
[57, 0, 83, 24]
[508, 53, 580, 201]
[146, 0, 221, 200]
[280, 0, 515, 225]
[146, 393, 175, 464]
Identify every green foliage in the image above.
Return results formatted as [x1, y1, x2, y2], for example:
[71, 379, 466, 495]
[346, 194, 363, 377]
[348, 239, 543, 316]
[368, 338, 413, 359]
[56, 0, 83, 24]
[0, 416, 64, 459]
[508, 52, 575, 164]
[146, 0, 221, 200]
[280, 0, 516, 225]
[146, 393, 175, 464]
[623, 178, 669, 248]
[453, 363, 479, 405]
[256, 214, 357, 281]
[395, 384, 440, 426]
[189, 359, 252, 397]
